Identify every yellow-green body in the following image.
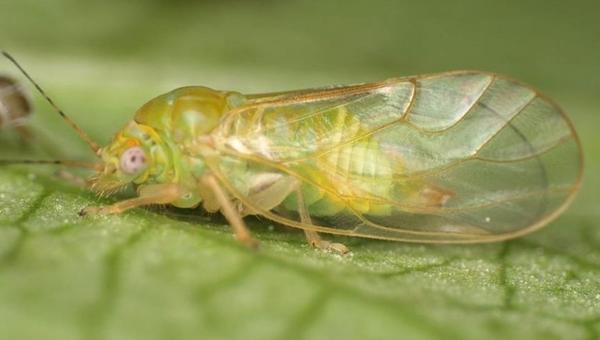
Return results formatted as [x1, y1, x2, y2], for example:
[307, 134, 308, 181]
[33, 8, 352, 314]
[102, 86, 404, 219]
[94, 71, 582, 243]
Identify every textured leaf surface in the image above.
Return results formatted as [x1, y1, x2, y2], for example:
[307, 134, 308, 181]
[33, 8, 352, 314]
[1, 1, 599, 339]
[0, 166, 598, 340]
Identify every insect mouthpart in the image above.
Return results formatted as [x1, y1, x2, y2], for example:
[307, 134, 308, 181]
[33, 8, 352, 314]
[104, 163, 117, 175]
[89, 165, 124, 195]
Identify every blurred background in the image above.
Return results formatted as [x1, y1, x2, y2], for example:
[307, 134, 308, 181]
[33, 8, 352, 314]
[0, 0, 599, 339]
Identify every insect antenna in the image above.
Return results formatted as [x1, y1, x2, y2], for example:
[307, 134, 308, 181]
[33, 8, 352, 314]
[0, 159, 101, 170]
[1, 51, 101, 155]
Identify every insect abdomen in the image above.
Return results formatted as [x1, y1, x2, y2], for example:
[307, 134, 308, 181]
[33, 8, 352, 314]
[220, 95, 440, 218]
[280, 107, 397, 217]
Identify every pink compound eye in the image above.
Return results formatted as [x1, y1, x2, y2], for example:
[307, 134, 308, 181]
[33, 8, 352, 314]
[120, 146, 147, 175]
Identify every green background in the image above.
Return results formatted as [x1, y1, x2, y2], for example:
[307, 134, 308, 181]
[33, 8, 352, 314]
[0, 1, 599, 339]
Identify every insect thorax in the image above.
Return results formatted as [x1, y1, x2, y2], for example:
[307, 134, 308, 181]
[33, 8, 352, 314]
[133, 86, 245, 145]
[108, 86, 246, 208]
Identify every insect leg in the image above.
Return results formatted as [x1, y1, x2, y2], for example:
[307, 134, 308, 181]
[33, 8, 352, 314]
[201, 173, 259, 249]
[238, 174, 298, 216]
[296, 189, 349, 254]
[79, 183, 183, 216]
[55, 169, 89, 188]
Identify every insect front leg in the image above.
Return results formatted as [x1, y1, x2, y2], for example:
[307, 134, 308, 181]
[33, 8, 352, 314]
[79, 183, 183, 216]
[54, 169, 89, 188]
[295, 189, 349, 255]
[201, 174, 259, 249]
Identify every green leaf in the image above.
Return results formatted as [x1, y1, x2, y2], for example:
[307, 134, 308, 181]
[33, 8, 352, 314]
[0, 164, 598, 340]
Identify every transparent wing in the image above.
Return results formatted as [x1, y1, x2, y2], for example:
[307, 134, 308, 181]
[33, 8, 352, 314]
[209, 71, 583, 243]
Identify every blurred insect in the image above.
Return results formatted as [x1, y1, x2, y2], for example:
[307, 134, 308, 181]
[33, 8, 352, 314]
[0, 73, 63, 157]
[0, 51, 583, 253]
[0, 75, 32, 135]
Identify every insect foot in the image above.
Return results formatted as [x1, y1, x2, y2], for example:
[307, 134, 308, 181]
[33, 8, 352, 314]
[236, 234, 261, 250]
[79, 206, 110, 217]
[311, 240, 350, 255]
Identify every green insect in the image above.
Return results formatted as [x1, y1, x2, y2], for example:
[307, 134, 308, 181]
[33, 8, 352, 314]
[0, 51, 583, 253]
